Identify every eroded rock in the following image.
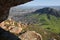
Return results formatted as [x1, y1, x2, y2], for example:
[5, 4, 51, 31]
[19, 31, 42, 40]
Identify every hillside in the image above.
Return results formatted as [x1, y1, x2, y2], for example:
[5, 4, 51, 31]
[34, 7, 60, 17]
[0, 18, 60, 40]
[12, 7, 60, 34]
[0, 7, 60, 40]
[9, 6, 60, 17]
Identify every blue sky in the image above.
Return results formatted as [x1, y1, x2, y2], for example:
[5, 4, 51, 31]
[19, 0, 60, 6]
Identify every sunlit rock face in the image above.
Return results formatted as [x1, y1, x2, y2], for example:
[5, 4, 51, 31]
[19, 31, 42, 40]
[0, 18, 27, 34]
[0, 0, 32, 23]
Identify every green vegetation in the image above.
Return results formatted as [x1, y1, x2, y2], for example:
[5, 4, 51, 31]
[21, 13, 60, 40]
[26, 25, 60, 40]
[22, 13, 60, 34]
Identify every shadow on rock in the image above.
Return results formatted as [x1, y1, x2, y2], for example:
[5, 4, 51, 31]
[0, 27, 21, 40]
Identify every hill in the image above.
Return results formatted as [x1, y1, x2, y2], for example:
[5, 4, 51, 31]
[12, 7, 60, 34]
[2, 7, 60, 40]
[0, 18, 60, 40]
[9, 6, 60, 18]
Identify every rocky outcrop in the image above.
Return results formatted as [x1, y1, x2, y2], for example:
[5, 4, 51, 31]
[19, 31, 42, 40]
[0, 0, 32, 23]
[0, 0, 33, 40]
[0, 27, 42, 40]
[0, 18, 24, 34]
[0, 18, 42, 40]
[0, 28, 20, 40]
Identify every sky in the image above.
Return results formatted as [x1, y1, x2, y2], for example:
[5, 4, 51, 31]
[19, 0, 60, 6]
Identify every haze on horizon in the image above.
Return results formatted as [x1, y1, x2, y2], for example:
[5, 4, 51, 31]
[17, 0, 60, 7]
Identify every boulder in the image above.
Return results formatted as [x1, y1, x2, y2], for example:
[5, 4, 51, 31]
[19, 31, 42, 40]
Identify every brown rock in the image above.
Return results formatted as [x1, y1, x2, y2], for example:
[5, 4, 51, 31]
[0, 0, 33, 40]
[19, 31, 42, 40]
[0, 0, 32, 23]
[9, 26, 22, 34]
[0, 19, 23, 34]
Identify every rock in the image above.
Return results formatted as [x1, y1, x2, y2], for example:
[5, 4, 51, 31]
[0, 0, 32, 23]
[0, 28, 20, 40]
[10, 26, 22, 34]
[0, 18, 29, 35]
[0, 0, 33, 40]
[19, 31, 42, 40]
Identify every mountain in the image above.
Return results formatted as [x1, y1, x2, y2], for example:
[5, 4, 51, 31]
[11, 7, 60, 35]
[9, 6, 60, 18]
[34, 7, 60, 17]
[50, 6, 60, 10]
[12, 7, 60, 22]
[9, 6, 40, 17]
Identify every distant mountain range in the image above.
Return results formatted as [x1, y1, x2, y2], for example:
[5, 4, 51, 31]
[10, 7, 60, 35]
[11, 7, 60, 23]
[9, 6, 60, 18]
[34, 7, 60, 18]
